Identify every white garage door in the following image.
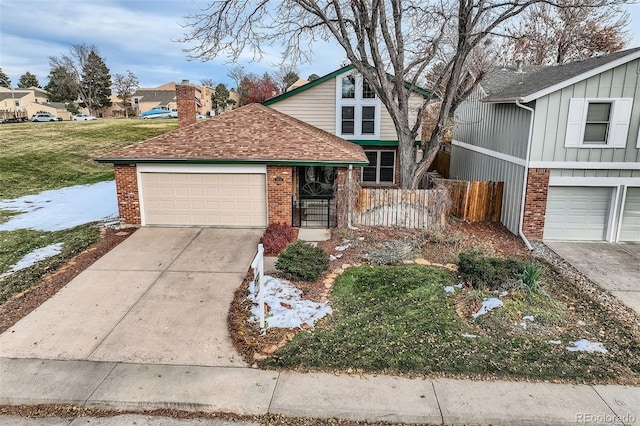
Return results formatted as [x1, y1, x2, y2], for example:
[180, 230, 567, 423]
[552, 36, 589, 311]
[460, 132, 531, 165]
[544, 187, 612, 241]
[619, 187, 640, 242]
[140, 172, 267, 227]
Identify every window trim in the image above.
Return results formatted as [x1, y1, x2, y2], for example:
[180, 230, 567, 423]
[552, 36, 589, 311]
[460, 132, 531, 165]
[335, 74, 381, 139]
[362, 149, 395, 184]
[565, 98, 632, 149]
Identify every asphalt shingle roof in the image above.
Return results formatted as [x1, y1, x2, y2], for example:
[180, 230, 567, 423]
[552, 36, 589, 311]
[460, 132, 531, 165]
[134, 89, 176, 106]
[483, 47, 640, 102]
[97, 103, 369, 165]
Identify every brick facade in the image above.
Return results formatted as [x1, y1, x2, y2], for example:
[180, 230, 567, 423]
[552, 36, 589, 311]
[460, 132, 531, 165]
[113, 164, 141, 225]
[175, 82, 197, 127]
[523, 168, 551, 240]
[267, 165, 293, 225]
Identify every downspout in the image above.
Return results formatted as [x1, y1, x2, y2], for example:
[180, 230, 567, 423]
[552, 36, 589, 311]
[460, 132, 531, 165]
[515, 99, 534, 250]
[347, 165, 358, 230]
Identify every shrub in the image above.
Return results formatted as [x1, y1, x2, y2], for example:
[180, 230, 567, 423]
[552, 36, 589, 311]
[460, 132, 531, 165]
[457, 250, 528, 290]
[276, 240, 330, 281]
[519, 264, 543, 294]
[260, 222, 297, 255]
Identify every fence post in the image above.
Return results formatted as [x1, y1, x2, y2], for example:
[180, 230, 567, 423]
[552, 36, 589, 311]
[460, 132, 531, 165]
[251, 244, 265, 329]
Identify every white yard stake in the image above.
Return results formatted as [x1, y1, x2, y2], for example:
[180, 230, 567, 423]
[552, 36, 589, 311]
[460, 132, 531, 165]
[251, 244, 266, 330]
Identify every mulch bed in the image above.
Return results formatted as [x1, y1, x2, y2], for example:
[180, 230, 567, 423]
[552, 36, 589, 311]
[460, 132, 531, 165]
[0, 227, 136, 334]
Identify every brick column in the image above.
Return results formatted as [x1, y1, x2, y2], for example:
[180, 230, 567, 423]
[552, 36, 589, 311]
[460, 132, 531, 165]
[175, 80, 197, 127]
[114, 164, 141, 225]
[267, 166, 293, 226]
[522, 168, 550, 240]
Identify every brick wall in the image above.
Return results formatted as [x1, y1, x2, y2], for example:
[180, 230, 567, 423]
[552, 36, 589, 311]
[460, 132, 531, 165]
[114, 164, 141, 225]
[175, 81, 197, 127]
[267, 165, 293, 225]
[523, 168, 550, 240]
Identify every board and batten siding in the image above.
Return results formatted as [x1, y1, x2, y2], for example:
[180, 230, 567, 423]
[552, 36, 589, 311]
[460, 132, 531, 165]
[268, 80, 337, 134]
[453, 89, 531, 158]
[449, 145, 524, 234]
[530, 58, 640, 164]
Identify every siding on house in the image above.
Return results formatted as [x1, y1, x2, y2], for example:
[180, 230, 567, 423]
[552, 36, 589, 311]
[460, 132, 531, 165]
[530, 58, 640, 163]
[267, 80, 337, 134]
[453, 89, 531, 158]
[449, 145, 525, 234]
[553, 169, 640, 178]
[268, 71, 424, 144]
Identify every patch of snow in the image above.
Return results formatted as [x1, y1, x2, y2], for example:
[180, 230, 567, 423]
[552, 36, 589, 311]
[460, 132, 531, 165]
[523, 315, 535, 322]
[471, 298, 504, 319]
[358, 237, 365, 241]
[499, 290, 509, 298]
[335, 243, 351, 251]
[461, 333, 478, 338]
[247, 275, 332, 329]
[444, 286, 456, 294]
[566, 339, 608, 354]
[577, 320, 586, 326]
[329, 253, 343, 261]
[0, 243, 64, 279]
[0, 181, 118, 232]
[456, 283, 463, 288]
[548, 340, 562, 345]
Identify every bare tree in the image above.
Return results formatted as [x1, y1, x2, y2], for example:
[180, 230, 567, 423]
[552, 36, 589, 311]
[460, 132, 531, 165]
[226, 65, 246, 90]
[273, 62, 300, 93]
[504, 0, 629, 64]
[180, 0, 631, 188]
[201, 78, 215, 87]
[113, 70, 140, 118]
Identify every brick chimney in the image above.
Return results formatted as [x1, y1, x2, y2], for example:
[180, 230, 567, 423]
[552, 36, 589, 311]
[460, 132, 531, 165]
[176, 79, 197, 127]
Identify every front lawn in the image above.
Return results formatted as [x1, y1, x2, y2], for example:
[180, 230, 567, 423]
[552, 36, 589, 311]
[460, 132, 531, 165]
[260, 250, 640, 384]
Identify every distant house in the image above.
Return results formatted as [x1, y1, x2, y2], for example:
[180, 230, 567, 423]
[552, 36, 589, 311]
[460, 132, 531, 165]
[0, 87, 72, 120]
[451, 48, 640, 243]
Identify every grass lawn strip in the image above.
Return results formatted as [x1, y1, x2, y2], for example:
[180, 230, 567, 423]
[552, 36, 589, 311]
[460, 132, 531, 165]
[263, 263, 640, 384]
[0, 119, 177, 199]
[0, 226, 100, 303]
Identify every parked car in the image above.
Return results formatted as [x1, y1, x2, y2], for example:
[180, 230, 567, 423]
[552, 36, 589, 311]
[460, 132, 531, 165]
[196, 113, 207, 119]
[72, 114, 97, 121]
[138, 108, 176, 119]
[31, 113, 61, 122]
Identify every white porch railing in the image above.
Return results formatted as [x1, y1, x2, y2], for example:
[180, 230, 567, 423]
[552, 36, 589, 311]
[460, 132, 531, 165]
[251, 244, 266, 329]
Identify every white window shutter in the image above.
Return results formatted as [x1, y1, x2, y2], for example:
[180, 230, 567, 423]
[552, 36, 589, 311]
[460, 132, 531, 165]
[609, 98, 633, 148]
[565, 98, 586, 147]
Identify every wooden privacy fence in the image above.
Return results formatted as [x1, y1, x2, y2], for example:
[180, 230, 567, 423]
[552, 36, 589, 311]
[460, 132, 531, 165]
[354, 188, 447, 229]
[435, 179, 503, 223]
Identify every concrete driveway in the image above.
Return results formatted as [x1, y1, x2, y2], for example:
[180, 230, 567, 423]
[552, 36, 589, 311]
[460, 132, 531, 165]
[0, 227, 263, 367]
[545, 242, 640, 315]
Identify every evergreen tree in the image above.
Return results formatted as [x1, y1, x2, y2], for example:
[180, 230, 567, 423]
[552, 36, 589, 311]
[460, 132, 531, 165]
[45, 66, 78, 102]
[18, 71, 40, 88]
[0, 68, 10, 88]
[80, 51, 112, 113]
[307, 73, 320, 81]
[211, 83, 235, 114]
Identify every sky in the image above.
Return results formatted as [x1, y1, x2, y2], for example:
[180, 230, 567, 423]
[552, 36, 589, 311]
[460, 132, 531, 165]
[1, 0, 639, 90]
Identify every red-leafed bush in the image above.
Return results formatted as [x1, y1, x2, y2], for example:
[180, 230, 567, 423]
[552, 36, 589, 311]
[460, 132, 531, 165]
[260, 223, 297, 255]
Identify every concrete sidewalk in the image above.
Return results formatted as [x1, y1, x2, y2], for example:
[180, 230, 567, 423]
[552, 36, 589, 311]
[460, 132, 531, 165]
[1, 358, 638, 425]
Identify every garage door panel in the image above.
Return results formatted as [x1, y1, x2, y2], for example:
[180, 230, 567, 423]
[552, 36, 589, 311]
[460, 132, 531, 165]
[619, 187, 640, 242]
[544, 187, 611, 241]
[141, 172, 267, 227]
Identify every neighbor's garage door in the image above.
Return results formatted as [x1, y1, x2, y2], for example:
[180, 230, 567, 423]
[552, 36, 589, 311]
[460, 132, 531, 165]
[140, 172, 267, 227]
[543, 187, 612, 241]
[619, 187, 640, 242]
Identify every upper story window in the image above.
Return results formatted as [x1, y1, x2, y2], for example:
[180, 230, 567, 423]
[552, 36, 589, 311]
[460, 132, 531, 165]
[583, 102, 611, 144]
[336, 73, 381, 139]
[14, 100, 20, 107]
[565, 98, 633, 149]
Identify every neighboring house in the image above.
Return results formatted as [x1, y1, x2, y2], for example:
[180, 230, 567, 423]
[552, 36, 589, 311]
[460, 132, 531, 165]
[97, 82, 367, 229]
[452, 47, 640, 243]
[263, 65, 428, 188]
[0, 87, 72, 120]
